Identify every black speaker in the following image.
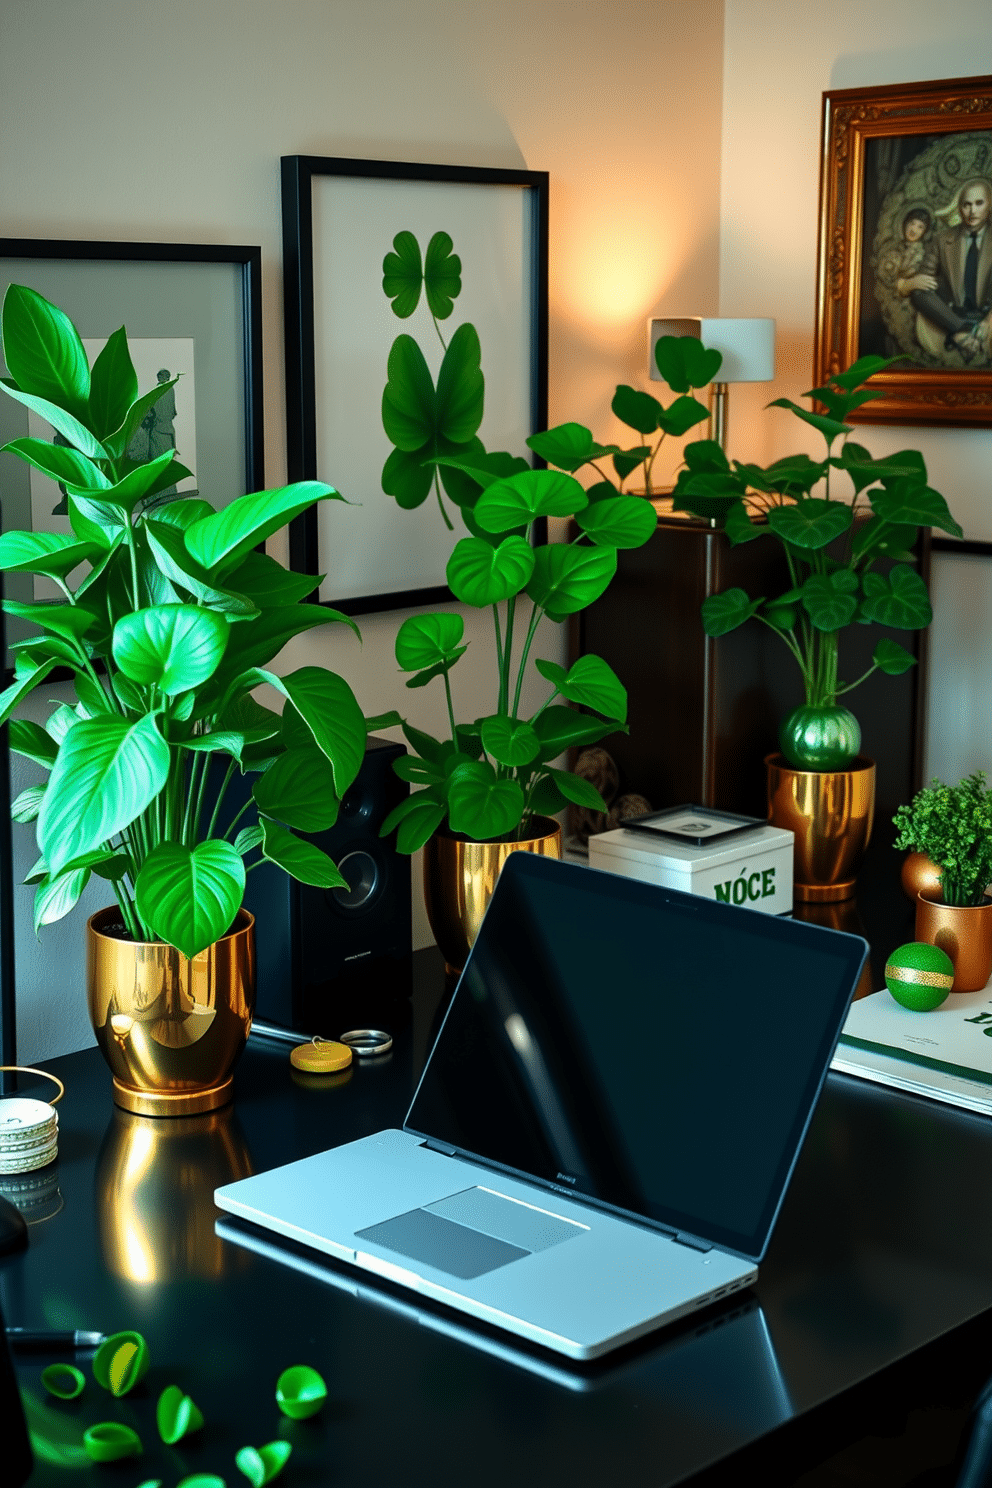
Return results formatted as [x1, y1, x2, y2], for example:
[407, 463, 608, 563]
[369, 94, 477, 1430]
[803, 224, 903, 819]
[211, 736, 411, 1032]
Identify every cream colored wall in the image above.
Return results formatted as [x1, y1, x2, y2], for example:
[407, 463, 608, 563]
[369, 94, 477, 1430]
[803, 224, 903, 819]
[719, 1, 992, 785]
[1, 0, 726, 1059]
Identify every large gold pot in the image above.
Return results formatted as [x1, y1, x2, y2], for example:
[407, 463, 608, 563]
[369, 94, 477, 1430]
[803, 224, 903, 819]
[86, 907, 255, 1118]
[915, 891, 992, 993]
[423, 817, 562, 974]
[766, 754, 875, 903]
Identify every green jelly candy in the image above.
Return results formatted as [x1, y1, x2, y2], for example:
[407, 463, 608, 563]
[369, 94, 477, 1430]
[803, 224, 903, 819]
[82, 1421, 142, 1462]
[92, 1329, 150, 1396]
[41, 1362, 86, 1399]
[275, 1364, 327, 1419]
[885, 941, 954, 1011]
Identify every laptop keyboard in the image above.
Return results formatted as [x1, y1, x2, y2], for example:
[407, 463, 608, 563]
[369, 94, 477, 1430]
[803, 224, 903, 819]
[355, 1186, 585, 1281]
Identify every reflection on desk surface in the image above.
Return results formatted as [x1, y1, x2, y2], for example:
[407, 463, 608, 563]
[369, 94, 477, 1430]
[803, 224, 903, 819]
[215, 1214, 793, 1418]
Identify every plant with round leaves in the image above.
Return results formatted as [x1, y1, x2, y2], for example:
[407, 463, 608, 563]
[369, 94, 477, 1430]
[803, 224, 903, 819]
[671, 356, 962, 768]
[0, 284, 368, 955]
[893, 772, 992, 907]
[374, 232, 656, 847]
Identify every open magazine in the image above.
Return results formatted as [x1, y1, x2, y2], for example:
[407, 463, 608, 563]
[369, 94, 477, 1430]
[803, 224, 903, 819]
[831, 983, 992, 1116]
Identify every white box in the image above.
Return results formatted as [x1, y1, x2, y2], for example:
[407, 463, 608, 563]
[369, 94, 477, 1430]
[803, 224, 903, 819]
[588, 823, 794, 915]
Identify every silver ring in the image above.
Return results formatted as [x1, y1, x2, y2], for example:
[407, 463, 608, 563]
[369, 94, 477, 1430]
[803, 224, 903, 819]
[338, 1029, 392, 1057]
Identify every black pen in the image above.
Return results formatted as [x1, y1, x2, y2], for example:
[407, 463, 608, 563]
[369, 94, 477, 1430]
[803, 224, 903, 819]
[6, 1328, 106, 1353]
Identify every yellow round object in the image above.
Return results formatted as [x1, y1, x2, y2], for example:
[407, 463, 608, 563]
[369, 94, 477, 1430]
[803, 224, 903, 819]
[290, 1041, 352, 1073]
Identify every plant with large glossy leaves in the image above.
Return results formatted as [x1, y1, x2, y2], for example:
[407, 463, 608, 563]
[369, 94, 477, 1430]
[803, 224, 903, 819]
[670, 356, 962, 769]
[374, 232, 656, 848]
[0, 285, 367, 956]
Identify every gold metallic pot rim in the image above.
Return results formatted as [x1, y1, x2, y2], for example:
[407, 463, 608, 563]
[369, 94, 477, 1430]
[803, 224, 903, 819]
[432, 815, 561, 845]
[86, 906, 255, 945]
[916, 891, 992, 909]
[765, 752, 876, 778]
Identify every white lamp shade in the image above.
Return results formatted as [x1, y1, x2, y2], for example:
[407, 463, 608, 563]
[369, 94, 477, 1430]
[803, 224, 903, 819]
[649, 317, 775, 383]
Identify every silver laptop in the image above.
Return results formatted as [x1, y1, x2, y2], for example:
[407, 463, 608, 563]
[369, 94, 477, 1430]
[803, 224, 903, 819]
[215, 854, 867, 1360]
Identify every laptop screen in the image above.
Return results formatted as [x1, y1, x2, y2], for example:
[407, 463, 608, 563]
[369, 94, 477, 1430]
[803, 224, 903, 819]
[404, 853, 867, 1262]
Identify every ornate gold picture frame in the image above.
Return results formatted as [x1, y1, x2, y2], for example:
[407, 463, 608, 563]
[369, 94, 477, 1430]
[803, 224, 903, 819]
[815, 74, 992, 427]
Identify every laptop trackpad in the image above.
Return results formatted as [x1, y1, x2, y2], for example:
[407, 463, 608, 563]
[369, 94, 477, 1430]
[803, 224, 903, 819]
[356, 1187, 584, 1281]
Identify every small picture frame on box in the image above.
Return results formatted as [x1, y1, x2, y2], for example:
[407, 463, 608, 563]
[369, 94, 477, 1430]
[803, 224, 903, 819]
[622, 805, 764, 847]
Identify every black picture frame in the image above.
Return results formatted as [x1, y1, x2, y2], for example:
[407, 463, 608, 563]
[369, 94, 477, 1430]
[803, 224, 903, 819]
[281, 155, 549, 615]
[0, 238, 264, 676]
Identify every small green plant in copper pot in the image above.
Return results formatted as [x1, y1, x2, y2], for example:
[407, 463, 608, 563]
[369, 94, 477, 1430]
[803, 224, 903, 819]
[893, 772, 992, 907]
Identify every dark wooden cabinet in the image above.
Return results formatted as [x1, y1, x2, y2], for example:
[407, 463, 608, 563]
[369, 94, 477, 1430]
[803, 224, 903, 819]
[573, 510, 928, 822]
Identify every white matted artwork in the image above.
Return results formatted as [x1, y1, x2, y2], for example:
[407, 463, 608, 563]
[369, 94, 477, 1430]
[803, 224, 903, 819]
[282, 158, 548, 614]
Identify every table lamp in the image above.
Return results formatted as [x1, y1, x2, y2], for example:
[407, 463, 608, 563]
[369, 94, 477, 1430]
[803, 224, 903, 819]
[649, 317, 775, 451]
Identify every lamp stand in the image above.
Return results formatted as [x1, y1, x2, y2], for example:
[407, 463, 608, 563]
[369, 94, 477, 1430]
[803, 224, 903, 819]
[709, 381, 729, 452]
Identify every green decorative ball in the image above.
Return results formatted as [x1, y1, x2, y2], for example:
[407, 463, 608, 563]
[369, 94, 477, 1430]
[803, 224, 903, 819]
[779, 704, 861, 771]
[885, 942, 954, 1011]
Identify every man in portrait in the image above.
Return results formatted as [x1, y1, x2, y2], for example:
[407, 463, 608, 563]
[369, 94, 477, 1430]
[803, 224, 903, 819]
[911, 177, 992, 362]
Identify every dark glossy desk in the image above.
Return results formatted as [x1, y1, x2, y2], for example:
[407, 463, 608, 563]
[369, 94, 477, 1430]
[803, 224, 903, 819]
[4, 937, 992, 1488]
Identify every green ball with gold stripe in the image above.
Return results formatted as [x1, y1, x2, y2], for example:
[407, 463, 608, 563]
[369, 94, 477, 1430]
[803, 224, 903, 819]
[885, 942, 954, 1011]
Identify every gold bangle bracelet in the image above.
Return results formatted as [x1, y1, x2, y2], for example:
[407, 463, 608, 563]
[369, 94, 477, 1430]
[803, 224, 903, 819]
[0, 1066, 65, 1105]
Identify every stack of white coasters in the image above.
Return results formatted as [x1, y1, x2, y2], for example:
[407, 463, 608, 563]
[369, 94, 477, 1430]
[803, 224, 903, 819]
[0, 1097, 59, 1174]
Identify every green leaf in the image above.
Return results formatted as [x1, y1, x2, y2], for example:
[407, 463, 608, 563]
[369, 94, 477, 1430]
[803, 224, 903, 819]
[380, 789, 447, 853]
[207, 606, 354, 700]
[859, 563, 932, 629]
[612, 446, 650, 481]
[575, 495, 656, 549]
[424, 230, 462, 320]
[526, 543, 617, 618]
[870, 481, 963, 539]
[654, 335, 722, 391]
[0, 659, 56, 726]
[801, 571, 859, 632]
[447, 761, 525, 839]
[2, 597, 95, 643]
[135, 840, 246, 957]
[738, 453, 826, 497]
[768, 397, 851, 443]
[237, 1441, 293, 1486]
[525, 422, 618, 473]
[536, 654, 627, 719]
[532, 704, 625, 757]
[381, 443, 434, 509]
[480, 715, 540, 767]
[253, 746, 341, 831]
[874, 636, 917, 675]
[382, 333, 436, 450]
[611, 385, 663, 435]
[235, 824, 264, 855]
[259, 815, 347, 888]
[0, 436, 111, 490]
[39, 713, 170, 877]
[0, 529, 100, 578]
[113, 604, 229, 693]
[392, 754, 445, 784]
[11, 784, 45, 822]
[0, 377, 106, 458]
[101, 373, 180, 460]
[88, 325, 139, 438]
[82, 1422, 142, 1463]
[701, 587, 762, 636]
[143, 519, 258, 615]
[66, 447, 178, 513]
[475, 469, 587, 533]
[546, 766, 609, 811]
[767, 499, 853, 550]
[185, 482, 343, 575]
[400, 720, 447, 764]
[156, 1384, 204, 1445]
[396, 612, 465, 673]
[447, 534, 535, 605]
[365, 708, 403, 731]
[725, 500, 764, 544]
[2, 284, 90, 419]
[382, 230, 423, 318]
[435, 321, 484, 445]
[8, 718, 58, 767]
[224, 549, 322, 608]
[34, 864, 91, 930]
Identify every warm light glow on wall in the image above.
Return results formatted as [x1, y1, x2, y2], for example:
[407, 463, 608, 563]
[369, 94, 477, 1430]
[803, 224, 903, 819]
[554, 230, 679, 342]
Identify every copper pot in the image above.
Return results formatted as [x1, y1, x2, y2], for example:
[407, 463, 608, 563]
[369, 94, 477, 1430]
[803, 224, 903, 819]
[423, 817, 562, 974]
[915, 891, 992, 993]
[901, 852, 943, 902]
[86, 907, 255, 1117]
[766, 754, 875, 903]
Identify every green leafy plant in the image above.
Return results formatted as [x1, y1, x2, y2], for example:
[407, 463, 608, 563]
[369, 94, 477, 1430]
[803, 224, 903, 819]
[893, 772, 992, 907]
[670, 355, 962, 769]
[527, 334, 718, 500]
[375, 232, 657, 850]
[0, 285, 367, 956]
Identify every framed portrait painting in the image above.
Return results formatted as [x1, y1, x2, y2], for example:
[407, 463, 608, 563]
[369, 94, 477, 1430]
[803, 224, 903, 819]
[281, 156, 549, 615]
[815, 74, 992, 426]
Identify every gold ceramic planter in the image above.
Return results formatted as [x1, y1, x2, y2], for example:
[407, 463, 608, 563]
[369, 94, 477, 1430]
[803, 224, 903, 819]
[915, 892, 992, 993]
[423, 817, 562, 974]
[766, 754, 875, 903]
[86, 907, 256, 1117]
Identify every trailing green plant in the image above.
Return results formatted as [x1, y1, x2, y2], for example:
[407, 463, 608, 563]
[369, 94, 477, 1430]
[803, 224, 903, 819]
[375, 230, 657, 850]
[0, 284, 368, 957]
[670, 355, 963, 769]
[892, 772, 992, 908]
[525, 335, 718, 498]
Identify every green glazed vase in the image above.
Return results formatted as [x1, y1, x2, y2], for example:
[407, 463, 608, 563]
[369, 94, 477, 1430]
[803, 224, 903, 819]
[779, 704, 861, 771]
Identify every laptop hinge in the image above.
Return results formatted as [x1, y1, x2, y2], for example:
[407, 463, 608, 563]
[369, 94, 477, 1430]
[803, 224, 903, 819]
[422, 1138, 458, 1156]
[674, 1231, 713, 1253]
